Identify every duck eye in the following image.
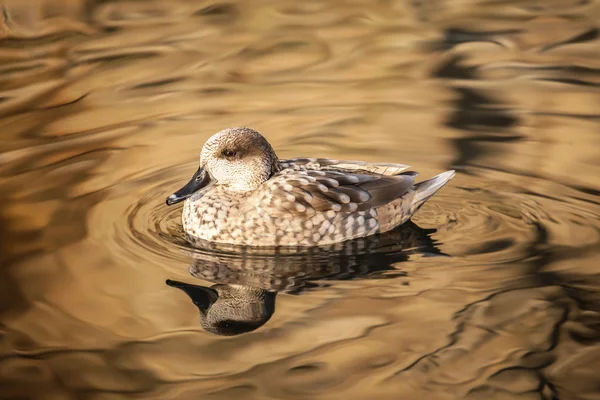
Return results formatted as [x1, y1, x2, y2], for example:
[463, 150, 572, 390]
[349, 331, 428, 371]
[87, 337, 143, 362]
[223, 150, 236, 158]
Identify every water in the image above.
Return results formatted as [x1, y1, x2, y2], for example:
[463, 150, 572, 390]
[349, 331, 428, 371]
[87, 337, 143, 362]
[1, 0, 599, 399]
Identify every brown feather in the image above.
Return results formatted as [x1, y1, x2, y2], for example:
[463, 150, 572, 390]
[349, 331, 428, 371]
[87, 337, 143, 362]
[358, 175, 414, 208]
[260, 164, 415, 216]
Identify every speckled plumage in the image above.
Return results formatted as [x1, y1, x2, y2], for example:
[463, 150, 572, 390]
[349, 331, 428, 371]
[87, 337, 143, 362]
[170, 127, 455, 246]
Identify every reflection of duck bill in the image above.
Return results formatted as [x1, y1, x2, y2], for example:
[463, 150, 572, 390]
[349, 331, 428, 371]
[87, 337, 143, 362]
[166, 279, 218, 308]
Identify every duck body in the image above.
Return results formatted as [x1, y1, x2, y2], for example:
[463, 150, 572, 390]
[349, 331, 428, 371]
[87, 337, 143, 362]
[167, 127, 455, 247]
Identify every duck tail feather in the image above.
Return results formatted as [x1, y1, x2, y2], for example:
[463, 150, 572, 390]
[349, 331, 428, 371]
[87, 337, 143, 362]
[411, 170, 455, 213]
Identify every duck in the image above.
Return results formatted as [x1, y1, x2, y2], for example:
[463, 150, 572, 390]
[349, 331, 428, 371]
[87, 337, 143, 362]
[166, 127, 455, 247]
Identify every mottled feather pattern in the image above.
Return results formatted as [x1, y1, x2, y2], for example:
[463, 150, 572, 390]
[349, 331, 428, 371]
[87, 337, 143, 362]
[184, 158, 417, 246]
[279, 157, 411, 176]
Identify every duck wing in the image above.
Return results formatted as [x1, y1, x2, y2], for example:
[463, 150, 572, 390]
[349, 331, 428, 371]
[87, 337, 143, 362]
[279, 158, 412, 176]
[251, 169, 417, 216]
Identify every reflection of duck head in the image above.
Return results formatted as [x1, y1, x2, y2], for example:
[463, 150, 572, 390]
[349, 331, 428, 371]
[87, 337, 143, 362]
[166, 279, 275, 336]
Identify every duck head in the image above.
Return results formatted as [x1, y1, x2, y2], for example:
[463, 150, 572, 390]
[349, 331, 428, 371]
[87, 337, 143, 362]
[166, 279, 276, 336]
[166, 127, 279, 205]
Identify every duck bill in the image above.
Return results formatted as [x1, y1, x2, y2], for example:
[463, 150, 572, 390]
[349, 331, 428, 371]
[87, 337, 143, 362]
[166, 166, 212, 206]
[166, 279, 219, 309]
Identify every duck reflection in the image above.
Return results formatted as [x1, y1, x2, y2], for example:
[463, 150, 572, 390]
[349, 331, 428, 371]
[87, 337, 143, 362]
[167, 221, 444, 336]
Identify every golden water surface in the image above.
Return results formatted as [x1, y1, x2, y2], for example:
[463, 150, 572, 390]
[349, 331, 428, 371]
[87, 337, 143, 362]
[1, 0, 599, 399]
